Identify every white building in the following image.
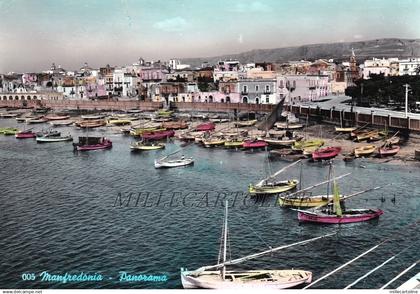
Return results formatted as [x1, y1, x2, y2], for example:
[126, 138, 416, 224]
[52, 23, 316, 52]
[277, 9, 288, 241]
[168, 59, 190, 70]
[399, 58, 420, 76]
[362, 58, 395, 79]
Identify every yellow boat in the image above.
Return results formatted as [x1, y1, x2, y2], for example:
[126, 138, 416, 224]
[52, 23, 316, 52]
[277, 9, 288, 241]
[130, 142, 165, 151]
[292, 139, 324, 151]
[224, 140, 244, 148]
[203, 138, 225, 148]
[278, 194, 344, 207]
[354, 145, 376, 157]
[302, 146, 320, 155]
[335, 127, 357, 133]
[0, 128, 18, 135]
[249, 179, 299, 196]
[234, 120, 257, 127]
[130, 127, 165, 136]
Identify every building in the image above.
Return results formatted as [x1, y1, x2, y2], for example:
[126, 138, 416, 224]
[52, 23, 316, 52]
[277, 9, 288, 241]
[277, 75, 330, 103]
[238, 79, 277, 104]
[399, 58, 420, 76]
[362, 58, 393, 79]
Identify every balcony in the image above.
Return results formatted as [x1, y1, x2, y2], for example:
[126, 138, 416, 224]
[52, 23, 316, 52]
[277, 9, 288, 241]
[241, 90, 248, 95]
[263, 90, 272, 94]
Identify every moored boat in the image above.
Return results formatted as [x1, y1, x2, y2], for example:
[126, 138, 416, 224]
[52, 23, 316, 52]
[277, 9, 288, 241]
[0, 128, 18, 135]
[36, 135, 73, 143]
[379, 145, 400, 157]
[292, 139, 324, 151]
[224, 140, 244, 148]
[275, 122, 304, 130]
[162, 121, 188, 130]
[80, 114, 105, 120]
[335, 127, 357, 133]
[262, 137, 296, 147]
[203, 138, 225, 148]
[130, 142, 165, 151]
[312, 146, 342, 161]
[107, 119, 132, 126]
[242, 140, 268, 149]
[73, 137, 112, 151]
[297, 208, 384, 224]
[249, 179, 298, 196]
[49, 120, 74, 126]
[354, 145, 376, 157]
[141, 130, 175, 140]
[195, 122, 215, 132]
[26, 117, 47, 124]
[75, 119, 107, 128]
[45, 115, 71, 121]
[154, 156, 194, 168]
[15, 130, 36, 139]
[234, 120, 257, 127]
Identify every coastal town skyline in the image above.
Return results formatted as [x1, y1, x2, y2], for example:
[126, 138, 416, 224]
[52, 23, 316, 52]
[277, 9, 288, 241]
[1, 0, 420, 73]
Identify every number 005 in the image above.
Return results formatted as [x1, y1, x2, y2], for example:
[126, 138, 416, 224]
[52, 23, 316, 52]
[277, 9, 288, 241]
[21, 273, 36, 280]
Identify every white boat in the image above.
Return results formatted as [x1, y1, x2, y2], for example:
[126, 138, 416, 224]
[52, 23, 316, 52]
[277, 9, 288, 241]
[36, 135, 73, 143]
[154, 157, 194, 168]
[181, 201, 335, 289]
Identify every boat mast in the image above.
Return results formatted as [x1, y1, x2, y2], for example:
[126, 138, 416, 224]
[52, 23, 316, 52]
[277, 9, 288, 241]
[221, 200, 228, 280]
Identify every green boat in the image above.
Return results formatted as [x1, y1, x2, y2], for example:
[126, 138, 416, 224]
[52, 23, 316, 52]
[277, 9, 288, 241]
[0, 128, 18, 135]
[157, 110, 173, 117]
[292, 139, 324, 151]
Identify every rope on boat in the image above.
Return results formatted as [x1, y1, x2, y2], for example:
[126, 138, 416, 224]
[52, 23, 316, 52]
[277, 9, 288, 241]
[344, 242, 417, 289]
[379, 259, 419, 289]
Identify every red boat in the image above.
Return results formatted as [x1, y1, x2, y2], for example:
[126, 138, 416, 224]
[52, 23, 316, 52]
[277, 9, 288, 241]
[73, 137, 112, 151]
[312, 146, 342, 161]
[141, 130, 175, 140]
[379, 145, 400, 157]
[195, 122, 215, 132]
[15, 130, 36, 139]
[242, 140, 268, 149]
[298, 209, 384, 224]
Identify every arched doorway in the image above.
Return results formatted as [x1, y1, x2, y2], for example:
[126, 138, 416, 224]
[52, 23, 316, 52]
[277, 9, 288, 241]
[242, 96, 248, 103]
[255, 97, 260, 104]
[221, 99, 224, 103]
[226, 96, 230, 103]
[209, 95, 213, 103]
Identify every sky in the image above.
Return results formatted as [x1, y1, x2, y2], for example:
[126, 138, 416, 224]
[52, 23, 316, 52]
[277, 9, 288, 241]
[0, 0, 420, 73]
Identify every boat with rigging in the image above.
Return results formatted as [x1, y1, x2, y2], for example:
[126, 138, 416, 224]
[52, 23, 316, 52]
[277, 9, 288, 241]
[195, 122, 216, 132]
[154, 150, 194, 168]
[180, 201, 336, 289]
[73, 137, 112, 151]
[36, 135, 73, 143]
[130, 141, 165, 151]
[141, 130, 175, 141]
[234, 119, 257, 127]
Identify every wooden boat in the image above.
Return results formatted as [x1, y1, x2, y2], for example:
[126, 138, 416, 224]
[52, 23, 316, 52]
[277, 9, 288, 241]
[130, 127, 165, 136]
[15, 130, 36, 139]
[268, 129, 287, 137]
[80, 114, 105, 120]
[249, 180, 298, 195]
[379, 145, 400, 157]
[262, 137, 296, 147]
[234, 120, 257, 127]
[275, 122, 304, 130]
[141, 130, 175, 140]
[157, 110, 173, 117]
[292, 139, 324, 151]
[203, 138, 225, 148]
[16, 117, 29, 123]
[75, 119, 107, 128]
[335, 127, 357, 133]
[154, 156, 194, 168]
[195, 122, 215, 132]
[180, 201, 329, 289]
[36, 135, 73, 143]
[224, 140, 244, 148]
[26, 117, 47, 124]
[162, 121, 188, 130]
[312, 147, 341, 161]
[296, 176, 384, 224]
[130, 142, 165, 151]
[242, 140, 268, 149]
[209, 118, 229, 123]
[384, 136, 400, 145]
[0, 113, 19, 118]
[49, 120, 74, 126]
[354, 145, 376, 157]
[45, 115, 70, 121]
[0, 128, 18, 135]
[36, 130, 61, 138]
[73, 137, 112, 151]
[356, 130, 380, 142]
[107, 119, 132, 126]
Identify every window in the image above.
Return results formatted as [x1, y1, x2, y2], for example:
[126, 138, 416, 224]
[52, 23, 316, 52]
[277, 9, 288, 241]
[243, 85, 248, 93]
[255, 85, 259, 91]
[255, 97, 259, 104]
[266, 96, 269, 103]
[265, 85, 270, 92]
[279, 80, 284, 88]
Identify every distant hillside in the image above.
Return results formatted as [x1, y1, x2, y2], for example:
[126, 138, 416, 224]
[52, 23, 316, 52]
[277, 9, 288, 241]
[182, 38, 420, 66]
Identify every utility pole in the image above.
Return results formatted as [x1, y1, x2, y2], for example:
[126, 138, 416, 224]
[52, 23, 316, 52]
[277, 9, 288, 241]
[404, 84, 411, 118]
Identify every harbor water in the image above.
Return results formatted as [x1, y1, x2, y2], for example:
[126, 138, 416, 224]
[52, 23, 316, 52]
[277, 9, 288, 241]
[0, 119, 418, 289]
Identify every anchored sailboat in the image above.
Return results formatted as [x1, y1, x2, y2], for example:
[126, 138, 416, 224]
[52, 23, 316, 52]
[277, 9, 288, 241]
[180, 201, 336, 289]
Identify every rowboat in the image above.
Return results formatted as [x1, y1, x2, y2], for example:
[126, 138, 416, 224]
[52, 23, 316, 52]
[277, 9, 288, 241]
[36, 135, 73, 143]
[356, 131, 380, 142]
[141, 130, 175, 140]
[15, 130, 36, 139]
[262, 137, 296, 147]
[335, 127, 357, 133]
[75, 119, 107, 128]
[234, 120, 257, 127]
[180, 201, 330, 289]
[80, 115, 105, 120]
[242, 140, 268, 149]
[203, 138, 225, 148]
[162, 121, 188, 130]
[0, 128, 18, 135]
[49, 120, 74, 126]
[26, 118, 47, 124]
[292, 139, 324, 151]
[16, 117, 29, 123]
[275, 122, 304, 130]
[36, 130, 61, 138]
[154, 157, 194, 168]
[130, 142, 165, 151]
[130, 127, 165, 136]
[384, 136, 400, 145]
[0, 113, 19, 118]
[224, 140, 244, 148]
[209, 118, 229, 123]
[45, 115, 70, 121]
[73, 137, 112, 151]
[157, 110, 173, 117]
[312, 147, 341, 161]
[354, 145, 376, 157]
[195, 122, 215, 132]
[379, 145, 400, 157]
[107, 119, 132, 126]
[249, 180, 298, 195]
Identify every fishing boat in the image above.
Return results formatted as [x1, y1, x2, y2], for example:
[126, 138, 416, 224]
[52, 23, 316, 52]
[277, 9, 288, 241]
[335, 127, 357, 133]
[141, 130, 175, 141]
[162, 121, 188, 130]
[130, 127, 164, 136]
[73, 137, 112, 151]
[356, 130, 380, 142]
[49, 120, 74, 126]
[275, 122, 304, 130]
[203, 138, 225, 148]
[262, 137, 296, 147]
[26, 117, 47, 124]
[354, 145, 376, 157]
[379, 145, 400, 157]
[15, 130, 36, 139]
[242, 140, 268, 149]
[80, 114, 105, 120]
[292, 139, 324, 151]
[75, 119, 107, 128]
[157, 110, 173, 117]
[180, 201, 331, 289]
[107, 119, 132, 126]
[0, 112, 19, 118]
[224, 140, 244, 148]
[209, 118, 229, 123]
[154, 151, 194, 168]
[0, 128, 18, 135]
[16, 117, 29, 123]
[312, 147, 341, 161]
[295, 174, 384, 224]
[130, 142, 165, 151]
[44, 115, 70, 121]
[36, 135, 73, 143]
[36, 129, 61, 138]
[195, 122, 215, 132]
[234, 120, 257, 127]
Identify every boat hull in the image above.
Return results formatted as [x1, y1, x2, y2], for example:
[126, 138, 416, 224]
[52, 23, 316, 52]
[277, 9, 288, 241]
[242, 140, 268, 149]
[379, 146, 400, 157]
[279, 194, 344, 207]
[312, 147, 341, 161]
[181, 269, 312, 289]
[154, 158, 194, 168]
[36, 136, 73, 143]
[298, 209, 384, 224]
[249, 180, 298, 195]
[15, 132, 36, 139]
